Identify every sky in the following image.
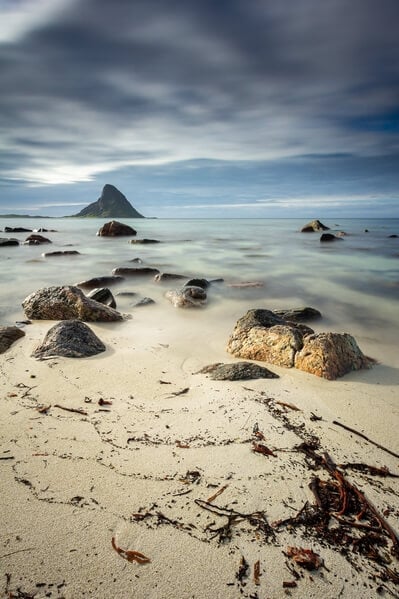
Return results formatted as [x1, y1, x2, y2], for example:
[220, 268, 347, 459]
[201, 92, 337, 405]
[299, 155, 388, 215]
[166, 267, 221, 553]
[0, 0, 398, 218]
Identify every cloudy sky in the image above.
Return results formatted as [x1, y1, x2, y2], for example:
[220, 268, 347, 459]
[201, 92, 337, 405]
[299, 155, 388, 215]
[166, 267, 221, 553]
[0, 0, 398, 217]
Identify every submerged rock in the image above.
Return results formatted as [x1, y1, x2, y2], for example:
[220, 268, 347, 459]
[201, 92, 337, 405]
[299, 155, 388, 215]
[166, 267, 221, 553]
[294, 332, 372, 380]
[42, 250, 80, 257]
[24, 234, 52, 244]
[165, 286, 207, 308]
[184, 278, 210, 289]
[5, 226, 32, 233]
[76, 275, 125, 290]
[129, 238, 160, 244]
[154, 273, 187, 282]
[87, 287, 117, 309]
[112, 267, 159, 276]
[198, 361, 279, 380]
[97, 220, 137, 237]
[22, 286, 123, 321]
[320, 233, 342, 242]
[301, 220, 330, 232]
[32, 320, 105, 359]
[0, 326, 25, 353]
[0, 238, 19, 246]
[273, 307, 322, 322]
[134, 297, 155, 307]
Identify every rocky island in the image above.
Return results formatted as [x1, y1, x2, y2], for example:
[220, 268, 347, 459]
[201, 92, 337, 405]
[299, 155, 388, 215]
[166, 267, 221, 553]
[73, 184, 144, 218]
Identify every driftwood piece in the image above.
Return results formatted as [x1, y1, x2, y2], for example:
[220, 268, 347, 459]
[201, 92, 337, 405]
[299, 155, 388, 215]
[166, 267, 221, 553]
[54, 404, 88, 416]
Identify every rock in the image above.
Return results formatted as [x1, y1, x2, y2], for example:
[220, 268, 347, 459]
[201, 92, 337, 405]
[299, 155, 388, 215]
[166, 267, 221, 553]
[32, 320, 105, 359]
[154, 273, 187, 282]
[198, 362, 279, 380]
[320, 233, 342, 242]
[42, 251, 80, 257]
[24, 234, 52, 244]
[273, 307, 322, 322]
[388, 234, 398, 238]
[301, 220, 330, 232]
[134, 297, 155, 307]
[0, 326, 25, 353]
[227, 281, 264, 288]
[129, 239, 160, 244]
[294, 332, 372, 380]
[112, 267, 159, 276]
[116, 291, 137, 297]
[0, 238, 19, 246]
[184, 278, 210, 289]
[97, 220, 137, 237]
[76, 275, 125, 290]
[87, 287, 116, 309]
[73, 184, 144, 218]
[4, 226, 32, 233]
[22, 286, 123, 321]
[165, 286, 207, 308]
[34, 228, 57, 232]
[130, 258, 143, 263]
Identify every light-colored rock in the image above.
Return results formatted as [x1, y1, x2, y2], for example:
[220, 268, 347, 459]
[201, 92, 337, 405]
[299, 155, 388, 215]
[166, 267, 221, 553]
[165, 286, 207, 308]
[294, 332, 372, 379]
[22, 286, 123, 322]
[301, 220, 330, 232]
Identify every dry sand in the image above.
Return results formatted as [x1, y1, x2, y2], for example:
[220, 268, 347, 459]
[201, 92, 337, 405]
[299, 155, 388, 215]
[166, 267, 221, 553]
[1, 308, 399, 599]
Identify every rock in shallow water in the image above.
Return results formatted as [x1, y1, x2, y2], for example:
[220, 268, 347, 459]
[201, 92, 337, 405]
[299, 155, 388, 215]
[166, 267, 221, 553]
[22, 286, 123, 321]
[32, 320, 105, 359]
[301, 220, 330, 232]
[97, 220, 137, 236]
[0, 326, 25, 353]
[198, 362, 279, 380]
[165, 286, 207, 308]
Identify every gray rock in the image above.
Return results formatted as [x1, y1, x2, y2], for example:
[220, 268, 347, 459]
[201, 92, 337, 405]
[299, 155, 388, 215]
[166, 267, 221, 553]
[76, 275, 125, 290]
[295, 332, 373, 380]
[32, 320, 105, 359]
[24, 234, 52, 244]
[112, 267, 160, 276]
[87, 287, 116, 309]
[165, 286, 207, 308]
[97, 220, 137, 236]
[0, 326, 25, 353]
[5, 227, 32, 233]
[273, 307, 322, 322]
[320, 233, 342, 242]
[154, 273, 187, 282]
[22, 286, 123, 321]
[301, 220, 330, 232]
[129, 239, 160, 244]
[134, 297, 155, 307]
[0, 238, 19, 246]
[184, 278, 210, 289]
[198, 362, 279, 380]
[42, 251, 80, 257]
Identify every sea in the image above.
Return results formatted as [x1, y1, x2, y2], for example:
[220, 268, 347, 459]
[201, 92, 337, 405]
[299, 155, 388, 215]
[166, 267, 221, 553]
[1, 217, 398, 369]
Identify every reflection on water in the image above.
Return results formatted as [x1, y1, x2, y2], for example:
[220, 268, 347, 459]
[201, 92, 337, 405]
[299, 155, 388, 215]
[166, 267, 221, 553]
[1, 218, 398, 365]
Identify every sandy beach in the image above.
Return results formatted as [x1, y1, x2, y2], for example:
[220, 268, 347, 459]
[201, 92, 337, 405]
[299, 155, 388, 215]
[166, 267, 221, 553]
[1, 305, 398, 599]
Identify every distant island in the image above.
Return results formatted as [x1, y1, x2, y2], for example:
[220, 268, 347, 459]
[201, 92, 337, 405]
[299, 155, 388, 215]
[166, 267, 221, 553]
[72, 184, 145, 218]
[0, 185, 145, 219]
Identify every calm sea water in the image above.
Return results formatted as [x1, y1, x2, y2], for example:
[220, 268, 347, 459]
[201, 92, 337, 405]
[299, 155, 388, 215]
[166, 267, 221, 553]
[1, 217, 398, 367]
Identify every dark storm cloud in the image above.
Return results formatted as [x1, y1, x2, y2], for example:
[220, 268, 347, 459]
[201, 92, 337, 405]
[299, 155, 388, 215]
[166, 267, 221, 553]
[0, 0, 398, 207]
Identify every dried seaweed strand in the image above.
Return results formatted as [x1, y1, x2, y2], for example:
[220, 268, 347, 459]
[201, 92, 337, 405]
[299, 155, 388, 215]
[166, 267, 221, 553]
[111, 536, 150, 564]
[54, 404, 88, 416]
[333, 420, 399, 459]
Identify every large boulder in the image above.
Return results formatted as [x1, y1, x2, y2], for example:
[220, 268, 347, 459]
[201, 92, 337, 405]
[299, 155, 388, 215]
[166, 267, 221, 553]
[22, 286, 123, 321]
[301, 220, 330, 232]
[32, 320, 105, 359]
[227, 309, 372, 379]
[294, 332, 372, 380]
[0, 326, 25, 353]
[97, 220, 137, 236]
[165, 286, 207, 308]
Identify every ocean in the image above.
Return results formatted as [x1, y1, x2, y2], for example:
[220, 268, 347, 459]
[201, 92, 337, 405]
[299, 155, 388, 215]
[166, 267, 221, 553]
[1, 217, 398, 369]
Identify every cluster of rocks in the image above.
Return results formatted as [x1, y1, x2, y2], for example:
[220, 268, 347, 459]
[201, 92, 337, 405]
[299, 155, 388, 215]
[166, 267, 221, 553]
[227, 308, 372, 380]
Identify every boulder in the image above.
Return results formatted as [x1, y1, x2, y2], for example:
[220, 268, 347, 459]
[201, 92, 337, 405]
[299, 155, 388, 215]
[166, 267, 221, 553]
[32, 320, 105, 359]
[5, 227, 32, 233]
[198, 362, 279, 381]
[112, 267, 159, 276]
[165, 286, 207, 308]
[301, 220, 330, 232]
[42, 251, 80, 257]
[24, 234, 52, 244]
[294, 332, 372, 380]
[154, 273, 187, 282]
[97, 220, 137, 236]
[273, 307, 322, 322]
[76, 275, 125, 290]
[0, 326, 25, 353]
[87, 287, 116, 309]
[320, 233, 342, 242]
[0, 238, 19, 246]
[22, 286, 123, 321]
[129, 239, 160, 244]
